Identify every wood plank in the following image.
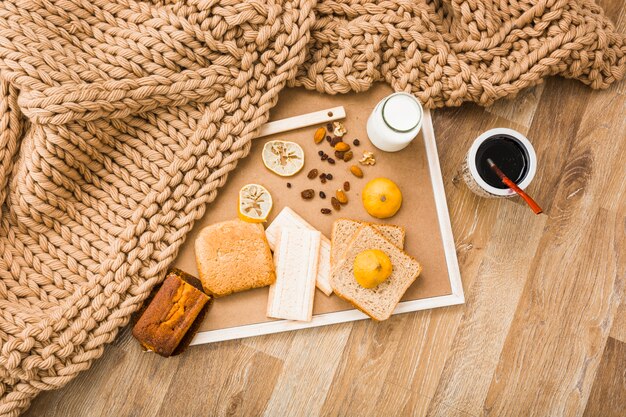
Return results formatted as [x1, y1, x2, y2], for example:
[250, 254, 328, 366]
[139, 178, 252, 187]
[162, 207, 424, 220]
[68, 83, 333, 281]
[157, 340, 282, 416]
[241, 330, 296, 360]
[261, 324, 351, 417]
[583, 337, 626, 417]
[426, 202, 546, 416]
[482, 89, 626, 416]
[319, 314, 410, 416]
[485, 84, 544, 129]
[610, 303, 626, 343]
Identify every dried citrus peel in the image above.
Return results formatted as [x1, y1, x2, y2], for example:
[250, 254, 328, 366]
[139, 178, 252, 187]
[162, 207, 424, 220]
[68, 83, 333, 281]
[238, 184, 273, 223]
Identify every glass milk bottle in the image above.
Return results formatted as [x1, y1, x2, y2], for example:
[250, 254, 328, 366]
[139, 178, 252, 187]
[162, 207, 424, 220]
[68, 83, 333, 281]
[366, 92, 423, 152]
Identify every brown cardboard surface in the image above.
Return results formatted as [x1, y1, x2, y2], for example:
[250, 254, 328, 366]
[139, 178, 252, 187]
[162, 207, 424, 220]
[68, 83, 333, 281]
[172, 83, 452, 332]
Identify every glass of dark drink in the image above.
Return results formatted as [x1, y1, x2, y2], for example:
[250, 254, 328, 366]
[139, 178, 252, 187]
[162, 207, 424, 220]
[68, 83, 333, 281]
[462, 128, 537, 198]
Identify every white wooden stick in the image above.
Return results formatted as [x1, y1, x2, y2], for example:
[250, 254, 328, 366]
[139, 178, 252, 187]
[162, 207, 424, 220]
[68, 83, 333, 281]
[257, 106, 346, 138]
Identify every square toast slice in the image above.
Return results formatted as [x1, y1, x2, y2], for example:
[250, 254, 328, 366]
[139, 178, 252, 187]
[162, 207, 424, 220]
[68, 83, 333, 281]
[331, 225, 421, 321]
[330, 219, 405, 270]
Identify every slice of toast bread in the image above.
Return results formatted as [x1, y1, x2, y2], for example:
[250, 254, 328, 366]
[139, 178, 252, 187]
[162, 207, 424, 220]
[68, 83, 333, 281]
[331, 225, 421, 321]
[330, 219, 405, 270]
[195, 219, 275, 297]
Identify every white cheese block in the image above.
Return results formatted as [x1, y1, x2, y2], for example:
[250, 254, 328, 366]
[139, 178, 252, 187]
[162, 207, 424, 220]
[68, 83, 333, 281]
[266, 207, 333, 295]
[267, 227, 321, 322]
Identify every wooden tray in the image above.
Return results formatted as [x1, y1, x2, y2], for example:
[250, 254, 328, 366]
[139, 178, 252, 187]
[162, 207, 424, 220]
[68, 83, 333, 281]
[171, 84, 464, 345]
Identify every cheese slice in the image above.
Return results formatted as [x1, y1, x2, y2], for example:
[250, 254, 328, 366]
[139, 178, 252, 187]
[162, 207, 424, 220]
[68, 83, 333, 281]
[267, 227, 321, 321]
[266, 207, 332, 295]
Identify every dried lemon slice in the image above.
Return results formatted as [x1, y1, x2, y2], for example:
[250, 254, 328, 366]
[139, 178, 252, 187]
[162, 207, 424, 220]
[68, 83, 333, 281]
[262, 140, 305, 177]
[238, 184, 273, 223]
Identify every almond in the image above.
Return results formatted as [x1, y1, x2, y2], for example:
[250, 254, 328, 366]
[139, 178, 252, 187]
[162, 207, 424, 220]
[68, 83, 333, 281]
[350, 165, 364, 178]
[336, 189, 348, 204]
[334, 142, 350, 152]
[314, 127, 326, 144]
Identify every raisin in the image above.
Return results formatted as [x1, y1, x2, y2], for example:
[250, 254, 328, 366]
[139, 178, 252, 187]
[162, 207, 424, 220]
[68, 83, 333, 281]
[301, 189, 314, 199]
[287, 182, 292, 188]
[321, 153, 328, 161]
[307, 169, 319, 179]
[318, 150, 324, 156]
[321, 208, 332, 215]
[335, 150, 345, 160]
[330, 137, 342, 147]
[343, 181, 350, 191]
[319, 191, 326, 199]
[353, 139, 360, 146]
[331, 197, 341, 211]
[328, 158, 336, 165]
[326, 123, 333, 131]
[326, 173, 333, 180]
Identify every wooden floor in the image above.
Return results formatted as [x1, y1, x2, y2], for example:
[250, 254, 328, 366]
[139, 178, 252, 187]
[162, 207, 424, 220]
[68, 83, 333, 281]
[24, 5, 625, 417]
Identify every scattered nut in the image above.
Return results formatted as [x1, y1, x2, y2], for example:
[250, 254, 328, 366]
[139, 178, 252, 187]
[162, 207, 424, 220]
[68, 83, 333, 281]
[307, 168, 319, 179]
[353, 139, 360, 146]
[359, 151, 376, 166]
[301, 189, 314, 199]
[336, 190, 348, 204]
[334, 142, 350, 152]
[343, 181, 350, 191]
[350, 165, 364, 178]
[314, 127, 326, 144]
[319, 191, 326, 199]
[333, 121, 347, 137]
[331, 197, 341, 211]
[343, 150, 353, 162]
[321, 208, 332, 215]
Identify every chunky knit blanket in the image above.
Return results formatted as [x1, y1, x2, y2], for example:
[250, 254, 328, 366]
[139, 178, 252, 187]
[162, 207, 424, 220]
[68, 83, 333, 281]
[0, 0, 624, 414]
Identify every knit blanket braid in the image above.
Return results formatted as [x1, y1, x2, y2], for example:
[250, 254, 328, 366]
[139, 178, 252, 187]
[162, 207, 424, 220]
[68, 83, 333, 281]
[0, 0, 624, 414]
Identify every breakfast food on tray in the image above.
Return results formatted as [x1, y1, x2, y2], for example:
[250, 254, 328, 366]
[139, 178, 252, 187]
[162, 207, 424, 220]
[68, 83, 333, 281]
[195, 219, 275, 296]
[267, 228, 321, 321]
[262, 140, 304, 176]
[331, 225, 422, 321]
[330, 219, 405, 270]
[238, 183, 273, 223]
[362, 177, 403, 218]
[132, 269, 210, 357]
[266, 207, 333, 295]
[353, 249, 393, 289]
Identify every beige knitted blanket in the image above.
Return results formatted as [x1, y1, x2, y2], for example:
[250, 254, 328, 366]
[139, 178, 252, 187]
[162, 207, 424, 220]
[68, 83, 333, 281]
[0, 0, 624, 414]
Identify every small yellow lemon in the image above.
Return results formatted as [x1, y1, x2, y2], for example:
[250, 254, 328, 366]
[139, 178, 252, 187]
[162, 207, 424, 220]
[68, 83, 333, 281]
[353, 249, 393, 289]
[361, 178, 402, 219]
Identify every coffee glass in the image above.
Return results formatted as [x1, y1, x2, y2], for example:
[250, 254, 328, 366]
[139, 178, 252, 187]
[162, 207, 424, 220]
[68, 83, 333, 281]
[462, 128, 537, 198]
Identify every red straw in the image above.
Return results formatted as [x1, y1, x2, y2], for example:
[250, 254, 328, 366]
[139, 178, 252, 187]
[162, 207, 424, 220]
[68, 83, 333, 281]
[487, 158, 543, 215]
